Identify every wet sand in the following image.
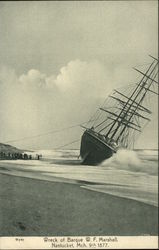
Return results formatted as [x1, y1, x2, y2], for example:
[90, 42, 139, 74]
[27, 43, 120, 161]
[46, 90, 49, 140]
[0, 173, 158, 236]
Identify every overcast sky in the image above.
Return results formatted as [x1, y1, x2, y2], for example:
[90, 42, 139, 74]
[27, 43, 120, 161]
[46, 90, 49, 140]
[0, 1, 158, 150]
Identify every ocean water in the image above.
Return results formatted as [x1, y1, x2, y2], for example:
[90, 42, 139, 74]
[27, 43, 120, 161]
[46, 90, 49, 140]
[0, 148, 158, 207]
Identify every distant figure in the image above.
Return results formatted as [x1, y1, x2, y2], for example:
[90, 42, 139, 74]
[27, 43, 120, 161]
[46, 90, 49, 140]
[36, 154, 41, 160]
[24, 153, 28, 160]
[0, 152, 4, 158]
[29, 155, 32, 160]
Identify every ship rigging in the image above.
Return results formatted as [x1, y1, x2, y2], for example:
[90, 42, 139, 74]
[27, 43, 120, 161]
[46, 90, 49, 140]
[80, 55, 158, 165]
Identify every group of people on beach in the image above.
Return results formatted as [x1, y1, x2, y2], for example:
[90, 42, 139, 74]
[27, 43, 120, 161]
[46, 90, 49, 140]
[0, 152, 42, 160]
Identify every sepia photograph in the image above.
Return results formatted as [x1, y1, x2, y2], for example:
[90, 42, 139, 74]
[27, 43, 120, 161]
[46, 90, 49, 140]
[0, 0, 158, 249]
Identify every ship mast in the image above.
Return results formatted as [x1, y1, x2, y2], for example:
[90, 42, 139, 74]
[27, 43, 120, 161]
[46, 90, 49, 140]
[116, 60, 158, 142]
[100, 57, 159, 144]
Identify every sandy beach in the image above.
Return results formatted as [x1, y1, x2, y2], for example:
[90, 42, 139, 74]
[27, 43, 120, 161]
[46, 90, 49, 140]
[0, 173, 158, 236]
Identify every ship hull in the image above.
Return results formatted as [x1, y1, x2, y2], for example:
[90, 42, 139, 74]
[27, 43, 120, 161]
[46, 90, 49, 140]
[80, 130, 116, 165]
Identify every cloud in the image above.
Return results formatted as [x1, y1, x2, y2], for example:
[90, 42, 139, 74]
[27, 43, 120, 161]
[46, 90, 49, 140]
[18, 59, 113, 98]
[19, 69, 56, 89]
[54, 60, 112, 98]
[19, 69, 46, 87]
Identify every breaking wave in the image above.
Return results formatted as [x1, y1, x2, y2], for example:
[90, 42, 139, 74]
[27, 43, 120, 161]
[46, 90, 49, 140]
[101, 149, 158, 176]
[102, 149, 140, 166]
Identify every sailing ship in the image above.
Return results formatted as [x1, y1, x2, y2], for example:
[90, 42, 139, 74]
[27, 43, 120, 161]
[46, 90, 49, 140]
[80, 55, 158, 165]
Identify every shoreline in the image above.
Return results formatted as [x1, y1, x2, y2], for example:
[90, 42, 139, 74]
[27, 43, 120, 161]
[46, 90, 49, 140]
[0, 173, 158, 236]
[0, 160, 158, 208]
[0, 169, 158, 208]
